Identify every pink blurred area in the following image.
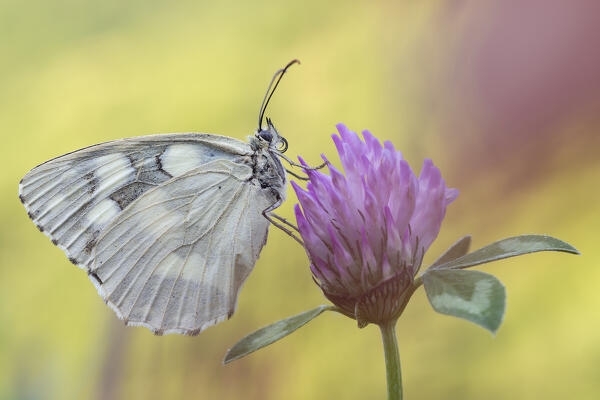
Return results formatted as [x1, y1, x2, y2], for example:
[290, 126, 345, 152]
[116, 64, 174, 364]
[435, 0, 600, 183]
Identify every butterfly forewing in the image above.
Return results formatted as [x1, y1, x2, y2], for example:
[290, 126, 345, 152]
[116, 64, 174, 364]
[19, 134, 251, 269]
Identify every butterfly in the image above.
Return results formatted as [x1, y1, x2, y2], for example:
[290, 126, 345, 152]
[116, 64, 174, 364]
[19, 60, 316, 336]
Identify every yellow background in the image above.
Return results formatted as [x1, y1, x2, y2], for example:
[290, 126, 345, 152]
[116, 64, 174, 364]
[1, 1, 598, 399]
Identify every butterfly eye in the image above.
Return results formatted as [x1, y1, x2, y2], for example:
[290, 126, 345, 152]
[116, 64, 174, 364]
[276, 136, 288, 153]
[259, 130, 273, 142]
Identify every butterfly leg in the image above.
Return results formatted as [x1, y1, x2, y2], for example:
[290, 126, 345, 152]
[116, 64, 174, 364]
[285, 169, 310, 181]
[262, 201, 304, 246]
[274, 151, 329, 171]
[270, 212, 300, 232]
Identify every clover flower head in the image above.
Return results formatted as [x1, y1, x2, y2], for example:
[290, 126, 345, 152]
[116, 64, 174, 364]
[292, 124, 458, 325]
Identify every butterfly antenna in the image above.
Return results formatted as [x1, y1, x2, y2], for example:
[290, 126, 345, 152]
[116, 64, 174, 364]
[258, 59, 300, 132]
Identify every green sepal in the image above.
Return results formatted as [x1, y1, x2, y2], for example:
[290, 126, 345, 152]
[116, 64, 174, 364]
[224, 305, 336, 364]
[423, 269, 506, 334]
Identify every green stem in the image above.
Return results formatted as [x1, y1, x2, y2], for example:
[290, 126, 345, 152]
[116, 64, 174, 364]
[379, 320, 403, 400]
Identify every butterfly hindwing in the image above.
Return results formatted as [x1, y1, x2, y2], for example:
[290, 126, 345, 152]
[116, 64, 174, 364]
[91, 159, 273, 335]
[19, 133, 251, 269]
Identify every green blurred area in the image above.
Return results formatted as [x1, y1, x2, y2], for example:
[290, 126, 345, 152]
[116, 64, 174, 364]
[1, 1, 598, 399]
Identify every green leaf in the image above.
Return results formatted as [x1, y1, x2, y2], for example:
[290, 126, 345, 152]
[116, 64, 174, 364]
[224, 305, 336, 364]
[423, 269, 506, 334]
[430, 235, 472, 268]
[431, 235, 579, 270]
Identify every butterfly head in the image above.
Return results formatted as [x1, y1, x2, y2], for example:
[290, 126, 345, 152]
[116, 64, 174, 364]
[255, 117, 288, 153]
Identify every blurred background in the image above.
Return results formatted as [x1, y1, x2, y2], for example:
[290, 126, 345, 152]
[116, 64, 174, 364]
[1, 0, 599, 399]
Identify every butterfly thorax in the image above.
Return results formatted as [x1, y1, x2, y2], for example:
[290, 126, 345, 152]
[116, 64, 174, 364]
[246, 123, 288, 200]
[248, 146, 287, 201]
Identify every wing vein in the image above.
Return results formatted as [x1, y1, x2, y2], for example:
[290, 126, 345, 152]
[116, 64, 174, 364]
[159, 241, 195, 330]
[109, 220, 183, 309]
[191, 183, 246, 324]
[227, 185, 252, 307]
[122, 229, 184, 321]
[98, 199, 194, 281]
[98, 175, 231, 252]
[27, 148, 142, 206]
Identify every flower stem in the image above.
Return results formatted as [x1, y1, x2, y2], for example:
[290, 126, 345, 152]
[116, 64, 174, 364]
[379, 320, 403, 400]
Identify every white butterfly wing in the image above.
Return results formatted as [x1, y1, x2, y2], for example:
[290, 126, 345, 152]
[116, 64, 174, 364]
[91, 159, 274, 335]
[19, 133, 281, 334]
[19, 133, 251, 269]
